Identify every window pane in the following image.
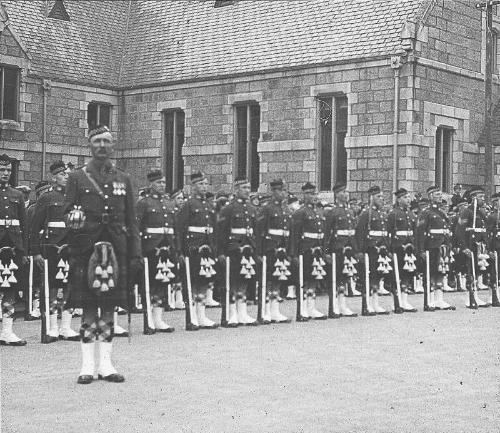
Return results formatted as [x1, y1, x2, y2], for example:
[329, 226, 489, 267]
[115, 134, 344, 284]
[336, 97, 348, 133]
[336, 132, 347, 184]
[164, 112, 175, 191]
[435, 129, 442, 188]
[99, 105, 110, 127]
[176, 111, 185, 189]
[87, 103, 98, 129]
[236, 105, 248, 179]
[442, 129, 452, 193]
[2, 67, 18, 121]
[319, 97, 333, 191]
[249, 105, 260, 191]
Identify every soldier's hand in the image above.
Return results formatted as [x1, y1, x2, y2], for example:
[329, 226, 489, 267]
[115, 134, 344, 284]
[419, 251, 426, 261]
[463, 249, 472, 257]
[34, 254, 44, 271]
[355, 252, 364, 263]
[178, 255, 185, 267]
[218, 254, 226, 265]
[325, 254, 332, 264]
[20, 256, 29, 267]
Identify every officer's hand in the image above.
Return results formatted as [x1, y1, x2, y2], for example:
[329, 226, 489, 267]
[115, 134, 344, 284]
[130, 257, 144, 273]
[463, 249, 472, 257]
[34, 254, 44, 271]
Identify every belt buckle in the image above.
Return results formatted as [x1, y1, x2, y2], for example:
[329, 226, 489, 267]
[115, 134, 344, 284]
[4, 219, 11, 228]
[101, 213, 110, 224]
[246, 228, 252, 236]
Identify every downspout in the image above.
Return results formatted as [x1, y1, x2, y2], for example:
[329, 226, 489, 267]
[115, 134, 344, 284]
[41, 79, 51, 180]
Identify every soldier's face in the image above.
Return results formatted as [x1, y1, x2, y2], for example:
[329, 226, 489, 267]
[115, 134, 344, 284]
[193, 179, 208, 196]
[475, 193, 485, 207]
[272, 188, 286, 202]
[150, 178, 166, 194]
[430, 190, 442, 204]
[53, 170, 68, 187]
[399, 193, 411, 208]
[372, 192, 383, 208]
[174, 194, 184, 207]
[303, 190, 318, 205]
[0, 165, 11, 183]
[89, 134, 114, 160]
[236, 183, 251, 200]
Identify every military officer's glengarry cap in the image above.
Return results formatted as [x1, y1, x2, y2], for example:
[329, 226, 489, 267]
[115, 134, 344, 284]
[216, 190, 229, 200]
[88, 124, 112, 141]
[418, 198, 429, 206]
[190, 171, 207, 184]
[332, 183, 346, 193]
[367, 185, 381, 196]
[426, 185, 439, 195]
[0, 154, 11, 166]
[453, 197, 468, 210]
[469, 186, 484, 197]
[301, 182, 316, 192]
[270, 179, 284, 190]
[170, 188, 183, 199]
[234, 176, 249, 187]
[49, 160, 67, 175]
[147, 169, 163, 182]
[288, 195, 299, 204]
[394, 187, 409, 198]
[35, 180, 51, 194]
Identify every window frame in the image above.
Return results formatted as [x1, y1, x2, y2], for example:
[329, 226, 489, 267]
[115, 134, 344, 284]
[163, 109, 185, 192]
[87, 101, 112, 130]
[0, 64, 20, 122]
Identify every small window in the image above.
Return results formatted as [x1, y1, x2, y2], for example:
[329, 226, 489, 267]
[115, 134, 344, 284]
[0, 65, 19, 121]
[214, 1, 236, 7]
[435, 127, 453, 193]
[164, 110, 185, 191]
[48, 0, 70, 21]
[87, 102, 111, 130]
[235, 103, 260, 191]
[318, 95, 348, 191]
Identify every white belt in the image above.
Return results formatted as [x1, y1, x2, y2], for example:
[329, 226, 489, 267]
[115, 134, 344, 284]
[188, 226, 213, 234]
[146, 227, 174, 235]
[268, 229, 290, 237]
[0, 219, 20, 226]
[336, 229, 355, 236]
[47, 221, 66, 228]
[303, 232, 324, 239]
[369, 230, 387, 237]
[395, 230, 413, 236]
[466, 228, 486, 233]
[231, 228, 254, 235]
[429, 229, 449, 234]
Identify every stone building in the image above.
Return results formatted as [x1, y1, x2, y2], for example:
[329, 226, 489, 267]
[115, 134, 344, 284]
[0, 0, 499, 198]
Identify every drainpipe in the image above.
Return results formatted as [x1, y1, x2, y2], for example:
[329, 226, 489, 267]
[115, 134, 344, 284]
[41, 79, 51, 180]
[390, 50, 406, 200]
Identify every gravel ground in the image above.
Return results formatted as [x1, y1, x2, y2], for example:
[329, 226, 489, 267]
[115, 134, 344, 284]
[1, 291, 499, 433]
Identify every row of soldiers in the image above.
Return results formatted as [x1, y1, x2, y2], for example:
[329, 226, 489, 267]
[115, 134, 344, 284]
[0, 125, 499, 384]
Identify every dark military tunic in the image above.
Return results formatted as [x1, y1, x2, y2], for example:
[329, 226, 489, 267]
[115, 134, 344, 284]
[0, 184, 26, 300]
[256, 199, 291, 291]
[415, 203, 451, 287]
[324, 204, 358, 288]
[136, 191, 177, 302]
[176, 195, 217, 293]
[290, 203, 326, 287]
[63, 160, 141, 308]
[355, 206, 391, 290]
[217, 198, 258, 294]
[387, 205, 417, 289]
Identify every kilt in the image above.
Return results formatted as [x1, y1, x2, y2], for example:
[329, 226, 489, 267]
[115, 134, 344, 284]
[0, 244, 23, 302]
[187, 244, 217, 295]
[229, 244, 257, 296]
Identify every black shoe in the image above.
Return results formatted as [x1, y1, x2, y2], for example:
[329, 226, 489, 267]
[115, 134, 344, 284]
[361, 311, 376, 316]
[403, 307, 418, 313]
[328, 313, 341, 319]
[143, 327, 156, 335]
[77, 375, 93, 384]
[0, 338, 27, 346]
[341, 312, 358, 318]
[436, 305, 456, 311]
[156, 327, 175, 333]
[478, 303, 491, 308]
[258, 318, 271, 325]
[98, 373, 125, 383]
[41, 335, 59, 344]
[296, 315, 310, 322]
[312, 315, 328, 320]
[423, 306, 435, 312]
[375, 310, 390, 315]
[394, 307, 404, 314]
[114, 332, 129, 338]
[186, 323, 199, 331]
[59, 334, 80, 342]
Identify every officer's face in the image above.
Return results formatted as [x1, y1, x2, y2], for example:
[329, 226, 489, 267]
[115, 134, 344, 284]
[0, 165, 11, 183]
[193, 179, 208, 197]
[430, 190, 442, 204]
[475, 193, 485, 207]
[236, 183, 251, 200]
[372, 192, 383, 208]
[53, 170, 69, 187]
[89, 134, 114, 160]
[398, 193, 411, 208]
[150, 178, 166, 194]
[303, 190, 318, 205]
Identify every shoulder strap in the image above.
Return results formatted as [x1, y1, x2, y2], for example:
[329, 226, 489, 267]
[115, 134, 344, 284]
[82, 165, 105, 198]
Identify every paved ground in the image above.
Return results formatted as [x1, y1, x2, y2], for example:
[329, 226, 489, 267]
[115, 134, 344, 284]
[1, 291, 499, 433]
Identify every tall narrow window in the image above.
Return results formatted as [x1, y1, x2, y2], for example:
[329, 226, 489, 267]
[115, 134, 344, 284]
[435, 127, 453, 193]
[87, 102, 111, 130]
[235, 103, 260, 191]
[0, 65, 19, 121]
[164, 110, 185, 192]
[492, 30, 499, 74]
[318, 95, 348, 191]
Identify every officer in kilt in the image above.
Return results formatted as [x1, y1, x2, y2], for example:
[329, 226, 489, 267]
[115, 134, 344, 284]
[456, 186, 491, 308]
[415, 186, 456, 311]
[324, 183, 358, 317]
[176, 172, 218, 330]
[64, 125, 142, 384]
[136, 169, 175, 334]
[355, 185, 391, 315]
[290, 182, 327, 320]
[0, 154, 28, 346]
[387, 188, 418, 313]
[31, 160, 79, 343]
[255, 179, 291, 324]
[217, 176, 259, 326]
[486, 191, 500, 307]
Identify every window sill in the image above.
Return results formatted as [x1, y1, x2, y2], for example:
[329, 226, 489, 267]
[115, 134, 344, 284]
[0, 120, 22, 131]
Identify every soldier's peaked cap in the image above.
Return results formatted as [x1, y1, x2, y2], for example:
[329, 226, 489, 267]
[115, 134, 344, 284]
[147, 169, 163, 182]
[301, 182, 316, 192]
[367, 185, 381, 196]
[190, 171, 206, 184]
[332, 183, 346, 193]
[0, 154, 11, 166]
[49, 160, 66, 175]
[394, 187, 409, 198]
[426, 185, 440, 195]
[270, 179, 284, 189]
